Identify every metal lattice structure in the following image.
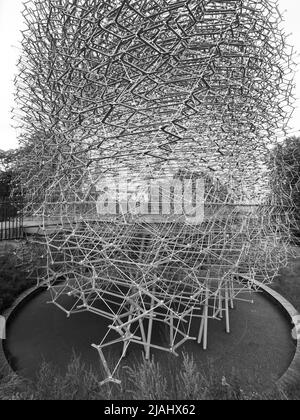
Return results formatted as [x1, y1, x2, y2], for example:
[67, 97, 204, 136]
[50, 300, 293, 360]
[14, 0, 295, 384]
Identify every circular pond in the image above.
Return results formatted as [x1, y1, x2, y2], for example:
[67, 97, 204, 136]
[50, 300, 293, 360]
[4, 288, 296, 390]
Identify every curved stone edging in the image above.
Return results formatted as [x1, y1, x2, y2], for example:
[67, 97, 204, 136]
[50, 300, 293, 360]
[0, 283, 46, 378]
[1, 279, 300, 392]
[250, 279, 300, 389]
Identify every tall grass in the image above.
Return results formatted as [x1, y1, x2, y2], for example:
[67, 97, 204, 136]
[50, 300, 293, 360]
[0, 353, 298, 400]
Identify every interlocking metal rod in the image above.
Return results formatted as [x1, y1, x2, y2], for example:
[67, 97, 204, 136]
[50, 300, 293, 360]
[14, 0, 296, 384]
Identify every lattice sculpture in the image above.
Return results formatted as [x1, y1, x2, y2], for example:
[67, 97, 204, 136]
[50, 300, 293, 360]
[14, 0, 295, 384]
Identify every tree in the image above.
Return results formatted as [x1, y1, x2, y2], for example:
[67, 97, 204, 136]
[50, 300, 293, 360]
[270, 137, 300, 241]
[0, 149, 16, 199]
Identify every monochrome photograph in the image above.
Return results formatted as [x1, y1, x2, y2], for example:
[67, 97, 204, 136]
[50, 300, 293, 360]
[0, 0, 300, 404]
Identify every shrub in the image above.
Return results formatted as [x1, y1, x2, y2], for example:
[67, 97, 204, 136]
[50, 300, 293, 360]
[0, 252, 35, 313]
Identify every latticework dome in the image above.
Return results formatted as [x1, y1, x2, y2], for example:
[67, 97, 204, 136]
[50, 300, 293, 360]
[15, 0, 296, 383]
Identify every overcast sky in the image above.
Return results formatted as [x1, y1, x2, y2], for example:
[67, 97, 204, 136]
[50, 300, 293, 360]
[0, 0, 299, 151]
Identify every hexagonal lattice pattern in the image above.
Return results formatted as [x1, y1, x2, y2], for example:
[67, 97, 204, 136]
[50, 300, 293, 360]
[15, 0, 295, 383]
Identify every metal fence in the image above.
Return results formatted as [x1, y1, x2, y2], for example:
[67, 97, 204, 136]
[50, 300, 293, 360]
[0, 199, 23, 241]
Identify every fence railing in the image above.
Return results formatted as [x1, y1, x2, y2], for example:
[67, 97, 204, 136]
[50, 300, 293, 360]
[0, 199, 23, 241]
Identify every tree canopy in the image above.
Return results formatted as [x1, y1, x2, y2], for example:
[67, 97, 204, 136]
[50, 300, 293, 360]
[271, 136, 300, 239]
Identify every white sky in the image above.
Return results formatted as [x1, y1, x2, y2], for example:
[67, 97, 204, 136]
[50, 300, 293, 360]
[0, 0, 300, 151]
